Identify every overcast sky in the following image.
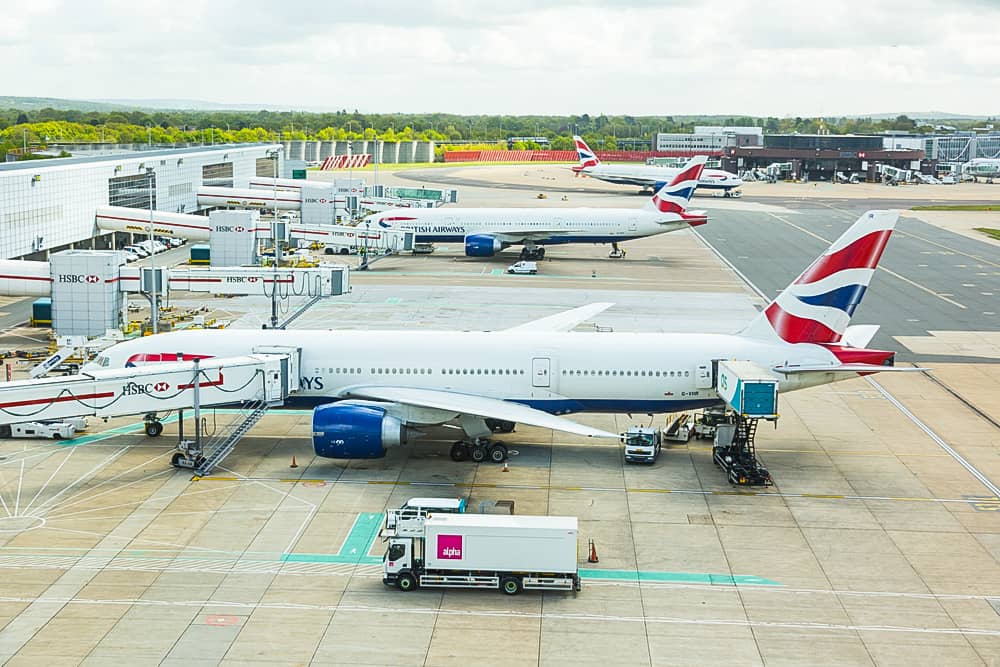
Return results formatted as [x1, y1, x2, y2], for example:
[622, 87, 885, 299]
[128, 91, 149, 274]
[4, 0, 998, 117]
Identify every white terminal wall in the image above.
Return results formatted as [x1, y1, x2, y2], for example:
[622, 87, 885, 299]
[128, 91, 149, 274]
[0, 144, 281, 260]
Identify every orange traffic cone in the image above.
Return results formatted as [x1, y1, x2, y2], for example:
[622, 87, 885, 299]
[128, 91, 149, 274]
[290, 455, 298, 469]
[502, 459, 509, 473]
[588, 539, 599, 563]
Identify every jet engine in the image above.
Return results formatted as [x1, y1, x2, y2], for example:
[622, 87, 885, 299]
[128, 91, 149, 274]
[312, 402, 405, 459]
[464, 234, 502, 257]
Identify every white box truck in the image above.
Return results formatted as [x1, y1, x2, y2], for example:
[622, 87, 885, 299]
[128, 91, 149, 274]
[383, 513, 580, 595]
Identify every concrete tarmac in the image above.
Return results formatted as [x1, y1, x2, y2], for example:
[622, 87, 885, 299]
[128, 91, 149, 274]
[0, 165, 999, 666]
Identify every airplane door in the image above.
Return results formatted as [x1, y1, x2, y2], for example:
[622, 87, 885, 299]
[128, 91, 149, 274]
[531, 357, 551, 388]
[695, 363, 713, 389]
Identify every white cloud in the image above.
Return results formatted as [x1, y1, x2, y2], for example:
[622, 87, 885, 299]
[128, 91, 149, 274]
[2, 0, 997, 116]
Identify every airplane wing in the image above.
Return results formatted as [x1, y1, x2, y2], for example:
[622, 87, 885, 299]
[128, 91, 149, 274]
[505, 303, 614, 333]
[773, 364, 929, 374]
[491, 229, 588, 243]
[339, 385, 618, 439]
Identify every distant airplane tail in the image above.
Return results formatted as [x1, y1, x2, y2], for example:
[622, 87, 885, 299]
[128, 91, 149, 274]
[740, 210, 899, 346]
[572, 136, 600, 172]
[645, 156, 707, 225]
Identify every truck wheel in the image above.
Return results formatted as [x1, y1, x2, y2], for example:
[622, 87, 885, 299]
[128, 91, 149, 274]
[501, 576, 522, 595]
[450, 443, 469, 462]
[397, 573, 417, 591]
[470, 445, 488, 463]
[339, 248, 349, 255]
[145, 421, 164, 437]
[489, 444, 508, 464]
[324, 248, 334, 255]
[0, 425, 10, 438]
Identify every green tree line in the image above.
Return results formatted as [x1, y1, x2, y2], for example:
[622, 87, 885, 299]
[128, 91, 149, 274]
[1, 108, 983, 161]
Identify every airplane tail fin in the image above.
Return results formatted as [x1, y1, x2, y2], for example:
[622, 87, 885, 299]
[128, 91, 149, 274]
[739, 210, 899, 345]
[644, 156, 708, 222]
[573, 135, 600, 171]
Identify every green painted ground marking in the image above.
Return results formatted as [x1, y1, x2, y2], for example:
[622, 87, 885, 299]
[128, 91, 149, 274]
[385, 297, 402, 304]
[338, 512, 383, 560]
[490, 269, 504, 276]
[579, 569, 781, 586]
[57, 414, 181, 447]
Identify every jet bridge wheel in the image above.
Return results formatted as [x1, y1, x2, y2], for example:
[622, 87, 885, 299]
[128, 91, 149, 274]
[144, 421, 164, 437]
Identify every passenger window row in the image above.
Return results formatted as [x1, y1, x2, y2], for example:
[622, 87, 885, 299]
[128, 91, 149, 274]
[560, 369, 691, 378]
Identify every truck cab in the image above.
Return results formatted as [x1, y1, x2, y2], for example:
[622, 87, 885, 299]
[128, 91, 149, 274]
[383, 537, 420, 590]
[622, 426, 661, 463]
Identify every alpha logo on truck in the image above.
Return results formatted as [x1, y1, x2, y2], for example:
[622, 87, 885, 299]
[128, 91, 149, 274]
[437, 534, 463, 559]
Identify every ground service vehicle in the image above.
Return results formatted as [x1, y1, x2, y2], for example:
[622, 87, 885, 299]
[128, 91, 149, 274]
[692, 407, 735, 440]
[507, 261, 538, 275]
[383, 512, 580, 595]
[8, 421, 77, 439]
[622, 426, 662, 463]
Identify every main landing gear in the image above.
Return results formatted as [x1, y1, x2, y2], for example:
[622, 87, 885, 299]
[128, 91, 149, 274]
[519, 245, 545, 261]
[450, 439, 508, 464]
[608, 242, 626, 259]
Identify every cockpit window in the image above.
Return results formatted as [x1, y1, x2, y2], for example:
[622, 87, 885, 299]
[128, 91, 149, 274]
[96, 355, 110, 367]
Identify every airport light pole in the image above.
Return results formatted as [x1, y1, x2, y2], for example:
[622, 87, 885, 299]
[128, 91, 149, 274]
[267, 148, 281, 328]
[146, 167, 158, 334]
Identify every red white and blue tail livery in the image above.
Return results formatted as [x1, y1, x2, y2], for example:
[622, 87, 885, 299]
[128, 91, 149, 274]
[648, 156, 707, 216]
[741, 210, 896, 346]
[573, 136, 601, 170]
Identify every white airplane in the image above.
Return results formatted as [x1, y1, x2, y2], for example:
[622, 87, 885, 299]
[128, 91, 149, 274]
[962, 158, 1000, 183]
[88, 210, 918, 467]
[572, 135, 743, 196]
[364, 157, 708, 260]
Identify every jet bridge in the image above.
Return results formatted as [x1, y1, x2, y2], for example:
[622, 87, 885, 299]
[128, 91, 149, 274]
[0, 351, 300, 474]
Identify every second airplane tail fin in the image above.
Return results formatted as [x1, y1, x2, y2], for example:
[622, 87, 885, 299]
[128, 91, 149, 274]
[739, 210, 899, 345]
[572, 135, 600, 172]
[645, 156, 708, 221]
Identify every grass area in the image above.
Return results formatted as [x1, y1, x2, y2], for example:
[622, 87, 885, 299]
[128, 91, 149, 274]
[308, 160, 575, 172]
[974, 227, 1000, 241]
[911, 204, 1000, 211]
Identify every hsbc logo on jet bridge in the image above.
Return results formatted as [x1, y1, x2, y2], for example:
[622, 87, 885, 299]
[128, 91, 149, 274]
[57, 274, 101, 284]
[214, 225, 249, 232]
[225, 276, 259, 283]
[437, 534, 463, 560]
[122, 380, 170, 396]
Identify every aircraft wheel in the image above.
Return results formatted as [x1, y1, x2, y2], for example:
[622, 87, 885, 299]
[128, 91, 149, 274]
[145, 421, 164, 437]
[470, 445, 488, 463]
[537, 248, 545, 259]
[450, 442, 469, 462]
[489, 444, 508, 464]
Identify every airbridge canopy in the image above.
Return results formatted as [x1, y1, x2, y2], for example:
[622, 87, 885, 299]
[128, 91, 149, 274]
[0, 353, 298, 427]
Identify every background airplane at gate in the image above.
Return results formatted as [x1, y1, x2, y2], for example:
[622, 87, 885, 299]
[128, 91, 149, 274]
[364, 156, 708, 259]
[87, 210, 918, 464]
[572, 135, 743, 195]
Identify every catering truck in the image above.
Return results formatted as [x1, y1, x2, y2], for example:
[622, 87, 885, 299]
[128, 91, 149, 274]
[382, 512, 580, 595]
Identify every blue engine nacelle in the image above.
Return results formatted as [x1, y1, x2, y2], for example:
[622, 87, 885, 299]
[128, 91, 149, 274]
[465, 234, 502, 257]
[312, 402, 404, 459]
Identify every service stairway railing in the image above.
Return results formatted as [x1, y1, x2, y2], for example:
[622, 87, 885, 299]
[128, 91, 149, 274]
[194, 399, 271, 475]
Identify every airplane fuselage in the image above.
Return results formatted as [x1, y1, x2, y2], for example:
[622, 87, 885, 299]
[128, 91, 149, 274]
[579, 164, 742, 191]
[366, 207, 693, 246]
[94, 329, 849, 419]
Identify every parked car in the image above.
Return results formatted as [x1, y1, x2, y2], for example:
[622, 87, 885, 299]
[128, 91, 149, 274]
[124, 245, 149, 258]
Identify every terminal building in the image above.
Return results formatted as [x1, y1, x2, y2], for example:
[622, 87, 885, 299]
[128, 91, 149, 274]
[719, 134, 926, 181]
[0, 144, 282, 261]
